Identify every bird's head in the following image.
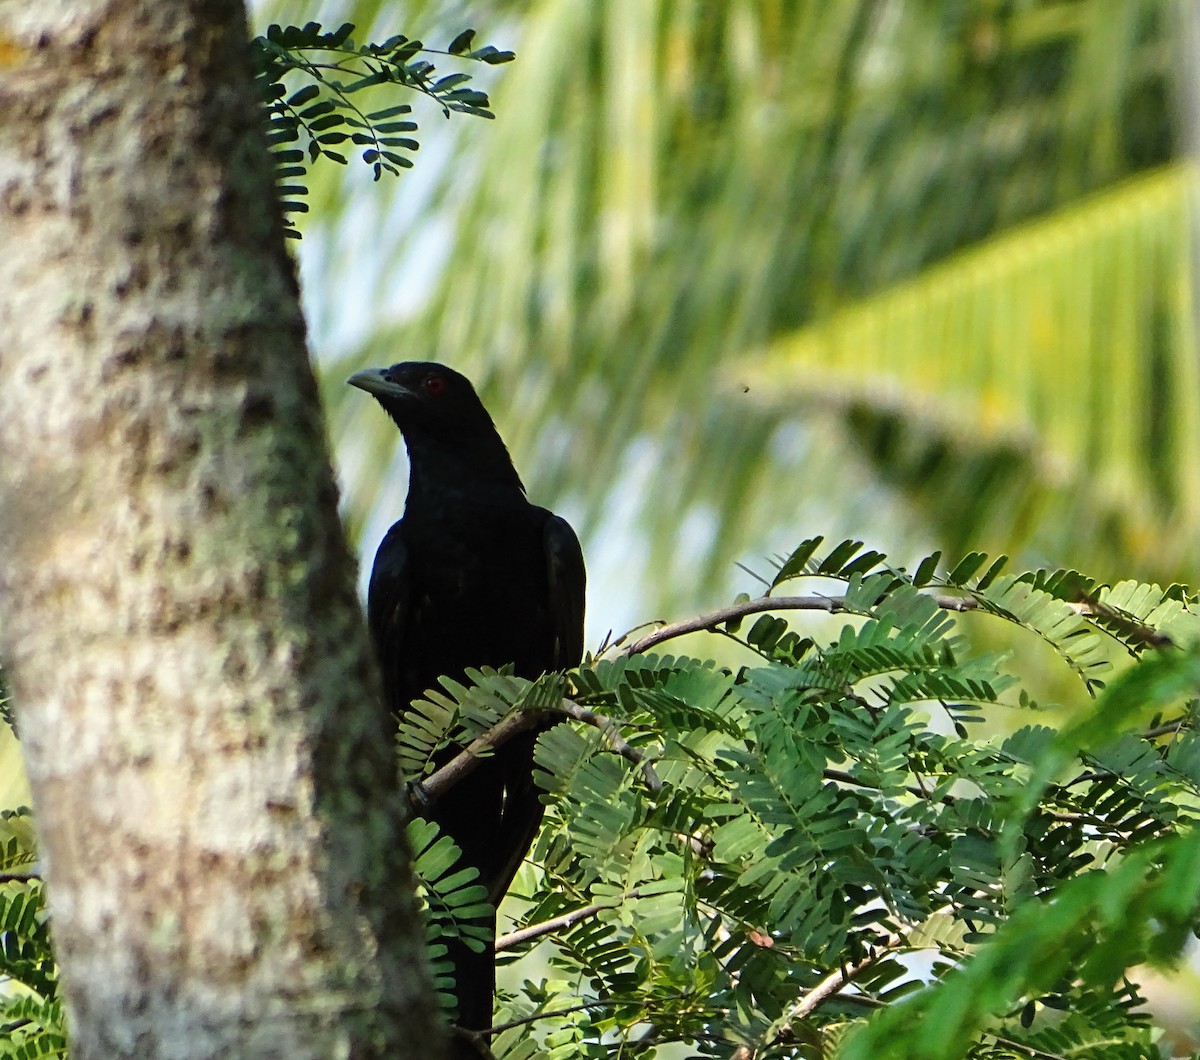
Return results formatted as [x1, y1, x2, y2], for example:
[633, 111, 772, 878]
[348, 362, 486, 432]
[348, 361, 524, 491]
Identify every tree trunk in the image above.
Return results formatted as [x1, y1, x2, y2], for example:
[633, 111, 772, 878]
[0, 2, 443, 1056]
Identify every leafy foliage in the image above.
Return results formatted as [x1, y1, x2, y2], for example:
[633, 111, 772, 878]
[249, 22, 513, 236]
[6, 522, 1200, 1058]
[408, 817, 494, 1022]
[6, 517, 1200, 1060]
[0, 808, 62, 1059]
[390, 539, 1200, 1057]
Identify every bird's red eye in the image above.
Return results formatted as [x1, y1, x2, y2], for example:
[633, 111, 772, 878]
[424, 374, 447, 396]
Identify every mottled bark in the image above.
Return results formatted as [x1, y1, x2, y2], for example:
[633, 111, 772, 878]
[0, 2, 443, 1057]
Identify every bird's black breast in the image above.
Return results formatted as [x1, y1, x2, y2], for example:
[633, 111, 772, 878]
[368, 495, 581, 719]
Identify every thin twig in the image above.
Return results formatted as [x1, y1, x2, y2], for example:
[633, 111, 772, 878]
[557, 699, 663, 793]
[763, 943, 1074, 1060]
[418, 584, 1177, 807]
[622, 595, 855, 655]
[823, 768, 1092, 825]
[771, 931, 905, 1042]
[1144, 717, 1190, 739]
[496, 899, 613, 951]
[983, 1032, 1067, 1059]
[415, 709, 544, 809]
[1079, 597, 1175, 649]
[479, 999, 620, 1037]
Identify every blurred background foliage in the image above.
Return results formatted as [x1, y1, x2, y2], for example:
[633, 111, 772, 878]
[256, 0, 1198, 646]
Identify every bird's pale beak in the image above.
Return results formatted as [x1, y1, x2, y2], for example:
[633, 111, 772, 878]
[347, 368, 411, 401]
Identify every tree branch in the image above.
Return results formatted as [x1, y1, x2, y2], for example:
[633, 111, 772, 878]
[786, 932, 904, 1024]
[556, 700, 663, 793]
[755, 931, 906, 1056]
[496, 899, 613, 951]
[621, 595, 857, 655]
[412, 709, 544, 812]
[416, 584, 1177, 812]
[731, 933, 907, 1058]
[822, 768, 1089, 825]
[479, 999, 621, 1038]
[1144, 717, 1190, 739]
[618, 592, 1103, 657]
[413, 697, 662, 812]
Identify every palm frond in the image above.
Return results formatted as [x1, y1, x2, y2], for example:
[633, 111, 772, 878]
[746, 165, 1200, 581]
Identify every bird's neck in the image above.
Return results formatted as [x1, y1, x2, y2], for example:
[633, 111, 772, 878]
[402, 430, 527, 517]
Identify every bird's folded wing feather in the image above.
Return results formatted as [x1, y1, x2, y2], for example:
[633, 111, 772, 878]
[543, 513, 586, 669]
[367, 523, 409, 715]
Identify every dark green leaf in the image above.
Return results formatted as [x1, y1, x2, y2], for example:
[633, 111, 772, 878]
[366, 104, 414, 120]
[298, 101, 335, 120]
[447, 29, 476, 55]
[946, 552, 988, 586]
[975, 554, 1009, 591]
[912, 551, 941, 587]
[308, 114, 345, 132]
[470, 45, 516, 64]
[392, 39, 423, 63]
[286, 84, 320, 107]
[325, 22, 354, 48]
[434, 73, 472, 92]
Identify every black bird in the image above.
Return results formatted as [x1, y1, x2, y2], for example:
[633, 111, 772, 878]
[348, 362, 586, 1049]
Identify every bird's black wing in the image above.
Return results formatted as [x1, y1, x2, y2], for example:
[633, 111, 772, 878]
[366, 521, 408, 718]
[482, 511, 587, 909]
[543, 513, 587, 669]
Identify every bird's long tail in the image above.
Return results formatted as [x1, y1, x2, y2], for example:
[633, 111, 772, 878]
[447, 919, 497, 1059]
